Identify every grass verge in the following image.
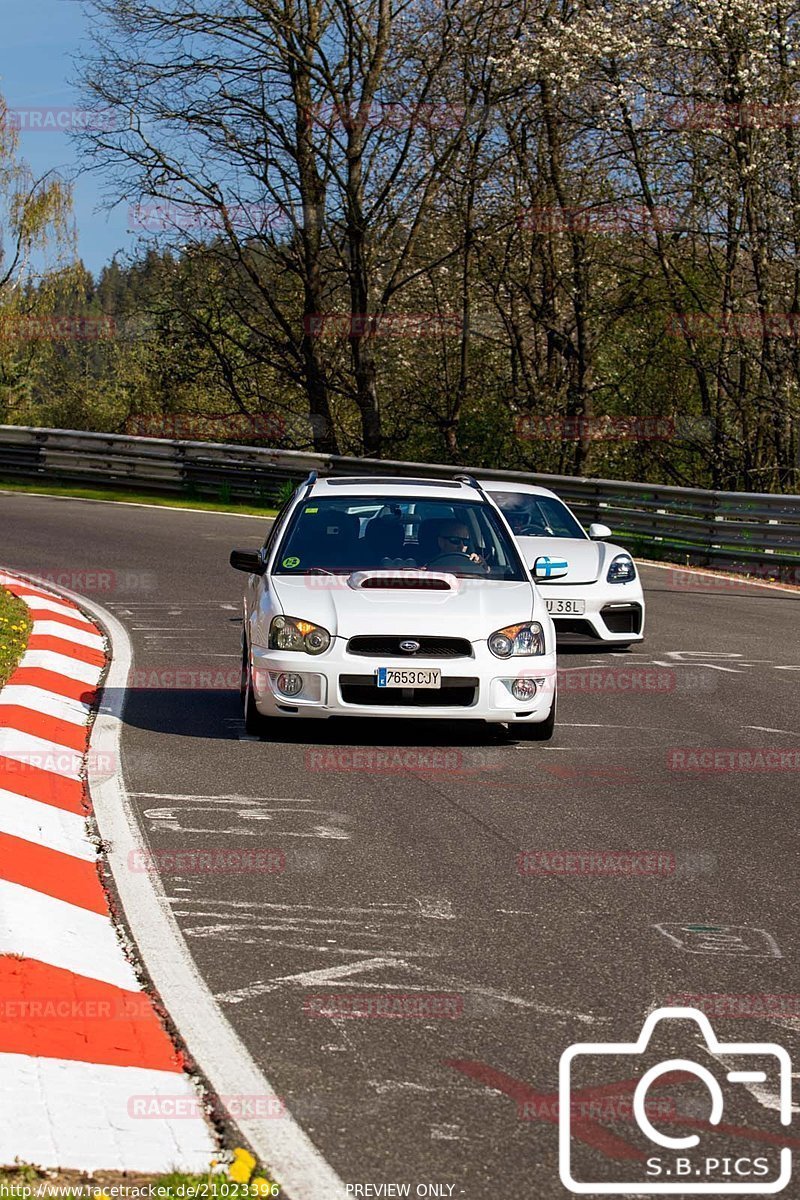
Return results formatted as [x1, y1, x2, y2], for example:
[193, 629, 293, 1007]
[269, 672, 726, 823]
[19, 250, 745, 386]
[0, 477, 278, 518]
[0, 1154, 280, 1198]
[0, 587, 32, 686]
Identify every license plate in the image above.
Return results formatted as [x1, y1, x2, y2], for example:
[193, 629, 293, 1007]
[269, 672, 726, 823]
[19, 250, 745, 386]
[546, 599, 586, 615]
[376, 667, 441, 688]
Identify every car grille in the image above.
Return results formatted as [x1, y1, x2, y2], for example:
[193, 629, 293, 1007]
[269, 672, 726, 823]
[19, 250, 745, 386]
[346, 635, 473, 658]
[340, 675, 478, 707]
[600, 603, 643, 634]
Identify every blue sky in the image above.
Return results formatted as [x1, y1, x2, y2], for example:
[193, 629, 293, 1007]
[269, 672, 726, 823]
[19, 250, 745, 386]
[3, 0, 135, 276]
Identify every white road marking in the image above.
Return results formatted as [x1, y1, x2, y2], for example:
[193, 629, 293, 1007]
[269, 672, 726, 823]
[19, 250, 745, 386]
[59, 580, 351, 1200]
[416, 897, 455, 920]
[0, 879, 140, 990]
[651, 658, 745, 674]
[130, 792, 318, 802]
[0, 488, 272, 520]
[0, 788, 96, 860]
[654, 923, 783, 958]
[558, 723, 660, 729]
[742, 726, 800, 737]
[430, 1124, 465, 1141]
[216, 956, 604, 1023]
[138, 794, 351, 840]
[168, 898, 438, 916]
[218, 957, 410, 1004]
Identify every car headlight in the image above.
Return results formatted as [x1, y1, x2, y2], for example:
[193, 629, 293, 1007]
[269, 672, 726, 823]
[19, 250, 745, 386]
[607, 554, 636, 584]
[269, 615, 331, 654]
[488, 622, 545, 657]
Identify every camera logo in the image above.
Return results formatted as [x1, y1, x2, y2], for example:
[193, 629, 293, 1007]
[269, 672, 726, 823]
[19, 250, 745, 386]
[559, 1007, 792, 1194]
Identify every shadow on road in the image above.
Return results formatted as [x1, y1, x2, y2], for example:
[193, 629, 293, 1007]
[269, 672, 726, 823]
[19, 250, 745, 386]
[102, 685, 514, 747]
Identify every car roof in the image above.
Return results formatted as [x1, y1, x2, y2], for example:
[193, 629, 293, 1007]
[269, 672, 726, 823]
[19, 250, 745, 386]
[306, 476, 485, 501]
[478, 478, 561, 501]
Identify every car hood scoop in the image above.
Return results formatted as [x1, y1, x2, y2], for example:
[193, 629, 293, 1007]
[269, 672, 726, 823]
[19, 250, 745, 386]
[348, 570, 455, 591]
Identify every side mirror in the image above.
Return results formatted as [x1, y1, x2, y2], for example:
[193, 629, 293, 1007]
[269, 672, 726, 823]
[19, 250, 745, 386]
[588, 523, 612, 540]
[230, 548, 265, 574]
[533, 555, 569, 581]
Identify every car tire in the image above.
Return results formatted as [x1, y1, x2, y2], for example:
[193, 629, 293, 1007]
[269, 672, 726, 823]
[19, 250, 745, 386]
[241, 640, 270, 737]
[509, 694, 556, 741]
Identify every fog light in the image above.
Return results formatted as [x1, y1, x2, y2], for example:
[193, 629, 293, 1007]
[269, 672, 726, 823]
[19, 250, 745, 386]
[276, 672, 303, 696]
[512, 678, 537, 702]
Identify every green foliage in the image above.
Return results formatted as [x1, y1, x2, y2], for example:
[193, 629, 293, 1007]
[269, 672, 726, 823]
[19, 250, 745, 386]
[0, 587, 32, 687]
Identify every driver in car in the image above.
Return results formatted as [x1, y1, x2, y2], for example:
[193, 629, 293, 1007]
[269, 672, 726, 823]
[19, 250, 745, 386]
[431, 520, 486, 567]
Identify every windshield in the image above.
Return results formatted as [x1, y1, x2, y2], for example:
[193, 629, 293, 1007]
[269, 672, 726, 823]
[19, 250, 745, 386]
[273, 496, 528, 580]
[489, 491, 586, 539]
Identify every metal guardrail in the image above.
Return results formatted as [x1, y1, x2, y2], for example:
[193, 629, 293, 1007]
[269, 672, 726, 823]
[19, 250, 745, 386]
[1, 424, 799, 570]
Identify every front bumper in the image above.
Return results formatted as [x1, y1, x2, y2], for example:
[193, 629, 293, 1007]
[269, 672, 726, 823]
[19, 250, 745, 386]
[540, 578, 645, 643]
[249, 641, 557, 723]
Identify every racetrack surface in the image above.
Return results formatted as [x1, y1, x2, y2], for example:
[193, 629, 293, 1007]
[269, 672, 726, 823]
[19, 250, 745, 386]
[3, 491, 800, 1198]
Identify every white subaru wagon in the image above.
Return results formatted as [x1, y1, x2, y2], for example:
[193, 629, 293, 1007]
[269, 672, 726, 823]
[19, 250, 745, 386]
[230, 474, 561, 738]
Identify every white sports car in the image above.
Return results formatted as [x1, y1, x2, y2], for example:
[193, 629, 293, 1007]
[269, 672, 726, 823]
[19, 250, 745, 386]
[230, 474, 560, 738]
[482, 480, 645, 646]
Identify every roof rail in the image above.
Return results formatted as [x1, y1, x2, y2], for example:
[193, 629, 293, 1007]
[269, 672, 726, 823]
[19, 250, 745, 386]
[455, 473, 493, 503]
[454, 473, 480, 489]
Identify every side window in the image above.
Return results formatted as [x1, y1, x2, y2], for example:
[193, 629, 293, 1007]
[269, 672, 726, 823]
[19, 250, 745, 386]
[262, 496, 296, 556]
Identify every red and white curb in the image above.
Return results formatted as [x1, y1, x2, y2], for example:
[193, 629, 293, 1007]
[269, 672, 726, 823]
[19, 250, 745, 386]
[0, 569, 217, 1172]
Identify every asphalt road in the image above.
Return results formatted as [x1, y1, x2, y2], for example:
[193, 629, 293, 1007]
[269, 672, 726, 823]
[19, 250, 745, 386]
[3, 490, 800, 1199]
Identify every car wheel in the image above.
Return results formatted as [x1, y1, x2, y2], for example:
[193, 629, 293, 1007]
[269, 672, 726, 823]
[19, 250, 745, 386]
[509, 694, 556, 742]
[241, 641, 270, 737]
